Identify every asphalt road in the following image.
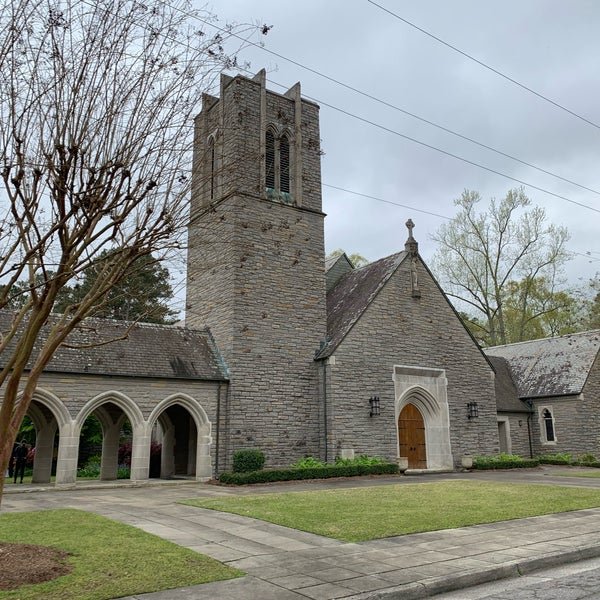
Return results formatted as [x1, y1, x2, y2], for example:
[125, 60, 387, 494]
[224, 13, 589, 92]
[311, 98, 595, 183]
[434, 556, 600, 599]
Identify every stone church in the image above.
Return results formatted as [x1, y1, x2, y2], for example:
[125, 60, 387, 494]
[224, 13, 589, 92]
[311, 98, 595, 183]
[8, 71, 503, 486]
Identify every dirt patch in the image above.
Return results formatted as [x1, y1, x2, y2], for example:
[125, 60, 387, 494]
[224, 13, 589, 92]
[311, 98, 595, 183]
[0, 542, 72, 590]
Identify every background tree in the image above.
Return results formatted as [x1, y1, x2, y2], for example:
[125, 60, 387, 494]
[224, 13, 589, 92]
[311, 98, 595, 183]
[327, 248, 369, 268]
[0, 0, 266, 503]
[584, 275, 600, 330]
[431, 188, 570, 346]
[56, 252, 177, 324]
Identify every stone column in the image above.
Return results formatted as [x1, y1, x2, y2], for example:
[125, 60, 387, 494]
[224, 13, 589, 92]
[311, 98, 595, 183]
[100, 422, 120, 480]
[55, 421, 79, 485]
[160, 425, 175, 479]
[195, 433, 212, 481]
[31, 421, 57, 484]
[130, 423, 150, 482]
[187, 424, 197, 476]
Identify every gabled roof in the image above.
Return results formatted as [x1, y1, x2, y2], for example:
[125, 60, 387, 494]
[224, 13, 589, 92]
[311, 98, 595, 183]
[325, 252, 355, 293]
[0, 311, 228, 381]
[317, 252, 407, 359]
[486, 355, 530, 412]
[485, 330, 600, 399]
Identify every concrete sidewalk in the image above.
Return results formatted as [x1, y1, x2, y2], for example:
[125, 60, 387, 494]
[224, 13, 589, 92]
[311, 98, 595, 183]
[4, 469, 600, 599]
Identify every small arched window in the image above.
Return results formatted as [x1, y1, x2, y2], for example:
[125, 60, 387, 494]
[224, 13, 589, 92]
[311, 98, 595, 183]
[265, 130, 275, 190]
[542, 408, 556, 443]
[279, 134, 290, 194]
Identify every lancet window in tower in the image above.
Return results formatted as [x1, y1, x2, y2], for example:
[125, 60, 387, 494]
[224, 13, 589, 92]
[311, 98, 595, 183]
[208, 137, 216, 201]
[280, 134, 290, 194]
[265, 129, 292, 201]
[265, 130, 276, 190]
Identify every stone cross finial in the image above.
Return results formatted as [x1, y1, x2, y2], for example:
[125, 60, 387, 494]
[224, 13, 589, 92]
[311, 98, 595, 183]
[404, 218, 418, 256]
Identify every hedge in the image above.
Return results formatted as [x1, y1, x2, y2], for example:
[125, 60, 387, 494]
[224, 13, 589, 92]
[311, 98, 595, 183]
[232, 449, 265, 473]
[473, 454, 539, 470]
[218, 462, 399, 485]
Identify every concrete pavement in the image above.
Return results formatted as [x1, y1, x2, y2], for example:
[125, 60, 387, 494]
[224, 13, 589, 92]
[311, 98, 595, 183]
[4, 467, 600, 599]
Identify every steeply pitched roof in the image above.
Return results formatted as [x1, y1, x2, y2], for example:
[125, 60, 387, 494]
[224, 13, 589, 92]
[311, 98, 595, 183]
[325, 253, 355, 293]
[0, 311, 228, 381]
[317, 252, 407, 358]
[486, 355, 530, 412]
[485, 331, 600, 399]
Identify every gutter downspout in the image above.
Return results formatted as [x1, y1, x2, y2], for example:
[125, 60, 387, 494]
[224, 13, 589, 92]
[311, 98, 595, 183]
[323, 359, 328, 463]
[215, 382, 222, 476]
[525, 399, 534, 458]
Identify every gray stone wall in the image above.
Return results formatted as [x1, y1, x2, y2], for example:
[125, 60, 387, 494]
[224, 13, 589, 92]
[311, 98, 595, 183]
[498, 412, 532, 457]
[324, 256, 499, 465]
[580, 352, 600, 456]
[186, 74, 327, 471]
[529, 396, 587, 457]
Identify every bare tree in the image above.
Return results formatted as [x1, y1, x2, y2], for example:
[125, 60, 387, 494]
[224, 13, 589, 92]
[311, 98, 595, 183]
[0, 0, 264, 503]
[431, 188, 570, 347]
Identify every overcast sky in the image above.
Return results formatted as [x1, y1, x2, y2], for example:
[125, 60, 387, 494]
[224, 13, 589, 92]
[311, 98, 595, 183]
[182, 0, 600, 302]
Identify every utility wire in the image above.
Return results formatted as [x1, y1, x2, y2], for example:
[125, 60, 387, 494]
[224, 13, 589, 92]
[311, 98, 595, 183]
[323, 184, 451, 220]
[161, 0, 600, 199]
[367, 0, 600, 131]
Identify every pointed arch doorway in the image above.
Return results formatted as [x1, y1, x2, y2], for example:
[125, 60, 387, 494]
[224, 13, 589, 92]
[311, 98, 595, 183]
[398, 403, 427, 469]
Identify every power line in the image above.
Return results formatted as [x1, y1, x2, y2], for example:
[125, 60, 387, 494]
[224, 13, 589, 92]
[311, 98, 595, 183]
[323, 184, 451, 220]
[367, 0, 600, 131]
[161, 0, 600, 199]
[71, 0, 600, 216]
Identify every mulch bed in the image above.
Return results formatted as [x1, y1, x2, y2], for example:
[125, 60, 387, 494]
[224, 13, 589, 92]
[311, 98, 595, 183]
[0, 543, 72, 590]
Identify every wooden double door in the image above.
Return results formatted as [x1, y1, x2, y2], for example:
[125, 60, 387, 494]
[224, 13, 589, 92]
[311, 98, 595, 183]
[398, 403, 427, 469]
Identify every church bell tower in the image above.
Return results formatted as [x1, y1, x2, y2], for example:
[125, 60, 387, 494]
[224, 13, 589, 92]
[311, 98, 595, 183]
[185, 70, 327, 469]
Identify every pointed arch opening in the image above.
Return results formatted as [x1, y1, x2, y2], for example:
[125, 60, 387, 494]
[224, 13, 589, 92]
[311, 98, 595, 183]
[393, 366, 453, 470]
[148, 394, 212, 481]
[9, 389, 70, 485]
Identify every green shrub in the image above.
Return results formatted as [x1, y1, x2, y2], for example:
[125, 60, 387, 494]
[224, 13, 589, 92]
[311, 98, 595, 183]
[473, 453, 539, 470]
[232, 449, 265, 473]
[117, 467, 131, 479]
[77, 455, 101, 478]
[538, 452, 573, 465]
[335, 454, 386, 466]
[219, 462, 399, 485]
[577, 453, 598, 465]
[292, 456, 327, 469]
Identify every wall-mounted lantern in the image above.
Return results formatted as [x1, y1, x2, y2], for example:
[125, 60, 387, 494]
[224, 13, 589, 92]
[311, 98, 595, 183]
[467, 402, 479, 419]
[369, 396, 380, 417]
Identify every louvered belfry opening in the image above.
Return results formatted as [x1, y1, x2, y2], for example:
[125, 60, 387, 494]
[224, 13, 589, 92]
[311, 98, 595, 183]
[265, 130, 275, 190]
[279, 134, 290, 193]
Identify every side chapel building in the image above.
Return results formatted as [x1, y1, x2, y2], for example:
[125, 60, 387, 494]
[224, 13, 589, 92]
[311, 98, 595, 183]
[19, 70, 594, 486]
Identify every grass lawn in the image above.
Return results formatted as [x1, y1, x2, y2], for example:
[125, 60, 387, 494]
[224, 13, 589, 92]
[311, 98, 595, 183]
[555, 470, 600, 478]
[0, 509, 241, 600]
[183, 480, 600, 542]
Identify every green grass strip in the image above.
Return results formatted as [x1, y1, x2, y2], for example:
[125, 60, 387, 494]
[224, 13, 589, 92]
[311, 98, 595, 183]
[0, 509, 241, 600]
[184, 480, 600, 542]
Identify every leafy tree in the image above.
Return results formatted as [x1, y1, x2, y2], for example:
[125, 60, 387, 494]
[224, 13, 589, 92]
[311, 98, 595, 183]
[432, 188, 570, 346]
[501, 277, 580, 342]
[585, 276, 600, 330]
[327, 249, 369, 268]
[57, 252, 177, 324]
[0, 0, 266, 504]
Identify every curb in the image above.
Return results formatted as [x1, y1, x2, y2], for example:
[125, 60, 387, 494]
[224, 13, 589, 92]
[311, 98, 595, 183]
[3, 479, 200, 495]
[348, 543, 600, 599]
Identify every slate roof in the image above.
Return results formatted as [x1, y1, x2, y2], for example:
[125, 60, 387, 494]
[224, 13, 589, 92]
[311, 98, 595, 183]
[485, 331, 600, 399]
[0, 311, 228, 381]
[486, 355, 530, 412]
[325, 253, 355, 293]
[317, 252, 407, 359]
